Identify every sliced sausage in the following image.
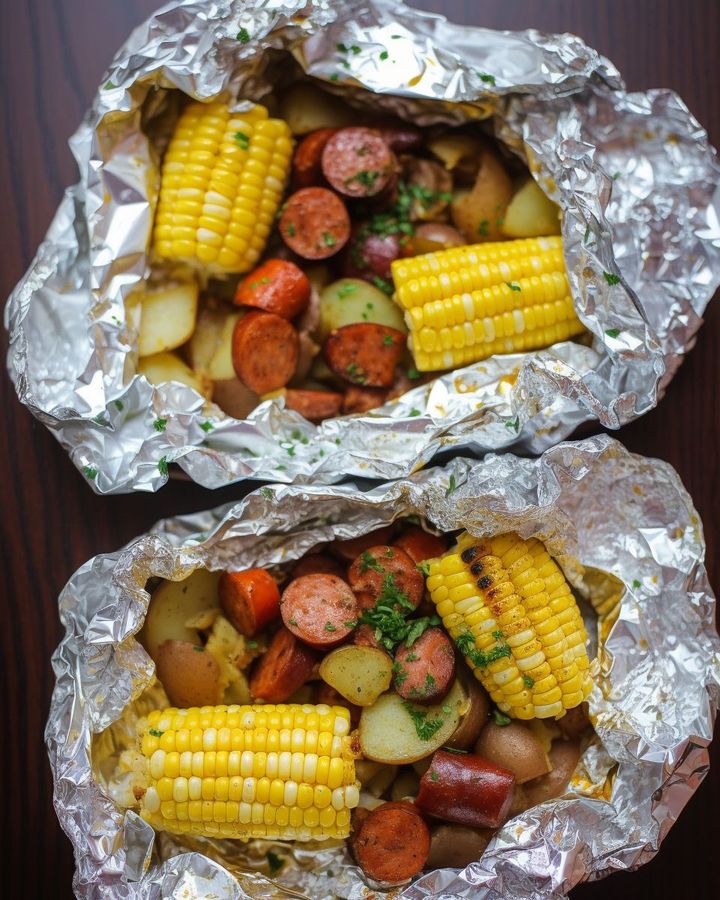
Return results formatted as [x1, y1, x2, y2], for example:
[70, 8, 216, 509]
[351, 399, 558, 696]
[291, 553, 346, 580]
[292, 127, 339, 188]
[285, 388, 343, 422]
[353, 623, 383, 650]
[350, 800, 430, 884]
[393, 627, 456, 704]
[347, 544, 425, 611]
[416, 750, 515, 829]
[322, 128, 396, 198]
[280, 574, 358, 648]
[324, 323, 406, 388]
[219, 568, 281, 636]
[249, 627, 319, 703]
[234, 259, 311, 320]
[232, 311, 299, 394]
[393, 526, 448, 564]
[343, 385, 389, 415]
[332, 525, 396, 562]
[279, 187, 351, 259]
[377, 123, 423, 153]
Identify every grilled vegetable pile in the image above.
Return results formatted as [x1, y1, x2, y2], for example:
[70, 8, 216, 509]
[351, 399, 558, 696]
[131, 84, 586, 424]
[115, 520, 596, 886]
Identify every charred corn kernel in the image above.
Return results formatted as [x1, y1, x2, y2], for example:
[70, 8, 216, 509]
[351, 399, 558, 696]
[138, 704, 359, 840]
[392, 236, 585, 372]
[154, 101, 293, 274]
[427, 533, 593, 719]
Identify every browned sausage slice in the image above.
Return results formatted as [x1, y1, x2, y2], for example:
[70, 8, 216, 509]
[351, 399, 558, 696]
[280, 574, 358, 647]
[394, 526, 448, 563]
[291, 553, 346, 580]
[325, 323, 406, 388]
[234, 259, 311, 320]
[292, 127, 339, 189]
[347, 544, 424, 611]
[232, 311, 299, 394]
[353, 623, 383, 650]
[416, 750, 515, 829]
[279, 187, 351, 259]
[285, 388, 343, 422]
[249, 627, 319, 703]
[322, 128, 396, 198]
[343, 385, 389, 414]
[350, 800, 430, 884]
[393, 627, 456, 703]
[332, 525, 395, 562]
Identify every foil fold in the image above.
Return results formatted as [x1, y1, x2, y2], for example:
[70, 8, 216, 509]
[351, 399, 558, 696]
[5, 0, 719, 492]
[46, 436, 720, 898]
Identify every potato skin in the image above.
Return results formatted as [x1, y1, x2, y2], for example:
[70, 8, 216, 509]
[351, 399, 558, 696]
[450, 145, 513, 243]
[524, 740, 581, 806]
[474, 721, 551, 784]
[155, 640, 222, 708]
[426, 824, 493, 869]
[445, 670, 490, 750]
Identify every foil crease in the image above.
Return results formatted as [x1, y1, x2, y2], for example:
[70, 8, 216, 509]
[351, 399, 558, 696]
[46, 436, 720, 898]
[5, 0, 719, 492]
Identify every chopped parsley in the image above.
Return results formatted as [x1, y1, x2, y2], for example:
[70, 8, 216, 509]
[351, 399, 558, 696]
[406, 652, 419, 662]
[246, 639, 259, 649]
[288, 618, 298, 627]
[417, 561, 430, 576]
[337, 282, 358, 299]
[148, 728, 164, 738]
[372, 276, 394, 295]
[286, 222, 296, 237]
[404, 614, 441, 649]
[158, 456, 169, 476]
[522, 675, 535, 688]
[336, 42, 349, 52]
[357, 573, 435, 652]
[632, 579, 642, 589]
[266, 850, 284, 875]
[429, 771, 439, 782]
[402, 701, 445, 741]
[343, 620, 358, 628]
[345, 169, 380, 190]
[605, 328, 621, 338]
[92, 413, 109, 427]
[603, 271, 621, 286]
[382, 334, 395, 346]
[200, 420, 214, 433]
[392, 661, 408, 686]
[409, 672, 437, 698]
[350, 45, 361, 54]
[379, 50, 389, 61]
[114, 400, 124, 411]
[442, 705, 452, 714]
[260, 487, 273, 499]
[408, 406, 421, 415]
[505, 416, 520, 432]
[330, 72, 340, 82]
[346, 362, 366, 383]
[323, 231, 336, 247]
[153, 417, 167, 432]
[454, 628, 512, 668]
[83, 465, 97, 480]
[407, 366, 421, 380]
[506, 281, 521, 292]
[446, 474, 458, 496]
[477, 219, 489, 237]
[359, 550, 384, 574]
[492, 710, 512, 726]
[324, 622, 338, 632]
[234, 131, 250, 149]
[583, 225, 591, 244]
[478, 72, 496, 85]
[237, 27, 251, 43]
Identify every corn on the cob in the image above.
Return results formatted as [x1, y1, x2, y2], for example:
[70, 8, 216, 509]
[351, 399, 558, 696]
[154, 101, 293, 274]
[138, 703, 359, 841]
[426, 532, 592, 719]
[390, 236, 585, 371]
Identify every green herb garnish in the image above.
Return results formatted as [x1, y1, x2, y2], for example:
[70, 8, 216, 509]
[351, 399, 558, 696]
[505, 416, 520, 432]
[359, 550, 384, 574]
[199, 421, 214, 433]
[324, 622, 338, 632]
[237, 27, 251, 43]
[404, 615, 441, 649]
[114, 400, 124, 411]
[83, 466, 97, 480]
[345, 169, 380, 190]
[260, 487, 273, 499]
[148, 728, 164, 738]
[522, 675, 535, 688]
[402, 701, 445, 740]
[632, 579, 642, 589]
[288, 618, 298, 627]
[379, 50, 389, 61]
[603, 271, 621, 285]
[429, 771, 439, 782]
[417, 561, 430, 576]
[407, 366, 421, 380]
[337, 283, 358, 299]
[372, 276, 394, 295]
[158, 456, 169, 476]
[323, 231, 336, 247]
[605, 328, 621, 338]
[477, 219, 489, 237]
[330, 73, 340, 82]
[506, 281, 521, 292]
[478, 72, 496, 85]
[286, 222, 296, 237]
[153, 417, 167, 432]
[446, 474, 458, 496]
[492, 710, 511, 726]
[234, 131, 250, 149]
[392, 661, 408, 686]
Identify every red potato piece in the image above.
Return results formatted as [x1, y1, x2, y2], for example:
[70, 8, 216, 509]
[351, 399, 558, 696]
[279, 187, 351, 260]
[400, 155, 453, 221]
[292, 127, 339, 188]
[219, 568, 281, 636]
[353, 623, 383, 649]
[347, 544, 424, 611]
[249, 627, 319, 703]
[393, 627, 456, 704]
[342, 227, 402, 282]
[231, 311, 299, 394]
[394, 526, 448, 563]
[285, 388, 343, 422]
[350, 801, 430, 884]
[343, 385, 389, 415]
[416, 750, 515, 829]
[324, 323, 406, 388]
[322, 128, 396, 198]
[291, 553, 346, 580]
[280, 574, 358, 648]
[234, 259, 311, 320]
[332, 525, 396, 562]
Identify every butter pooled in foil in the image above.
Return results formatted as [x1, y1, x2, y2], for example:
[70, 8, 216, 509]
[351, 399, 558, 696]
[6, 0, 719, 492]
[47, 436, 719, 898]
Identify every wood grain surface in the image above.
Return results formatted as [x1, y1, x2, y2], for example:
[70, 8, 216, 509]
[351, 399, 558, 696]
[1, 1, 717, 897]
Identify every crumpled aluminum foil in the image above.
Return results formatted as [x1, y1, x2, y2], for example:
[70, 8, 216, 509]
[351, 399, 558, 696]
[47, 435, 720, 898]
[6, 0, 720, 493]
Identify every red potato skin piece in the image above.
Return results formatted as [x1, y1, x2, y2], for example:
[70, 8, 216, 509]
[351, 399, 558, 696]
[279, 187, 351, 260]
[393, 627, 456, 704]
[394, 526, 448, 563]
[332, 525, 396, 562]
[231, 311, 299, 394]
[350, 801, 430, 884]
[292, 128, 339, 189]
[321, 127, 397, 198]
[342, 385, 389, 415]
[234, 259, 310, 320]
[280, 574, 358, 648]
[291, 553, 346, 580]
[249, 627, 319, 703]
[284, 388, 343, 422]
[324, 323, 406, 388]
[341, 227, 402, 282]
[218, 568, 281, 636]
[416, 750, 515, 829]
[347, 544, 425, 611]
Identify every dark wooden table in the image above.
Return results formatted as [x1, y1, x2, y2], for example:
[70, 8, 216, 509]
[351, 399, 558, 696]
[1, 1, 717, 897]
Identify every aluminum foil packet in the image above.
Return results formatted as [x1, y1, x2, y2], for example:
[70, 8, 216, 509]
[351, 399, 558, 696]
[6, 0, 720, 493]
[47, 435, 720, 898]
